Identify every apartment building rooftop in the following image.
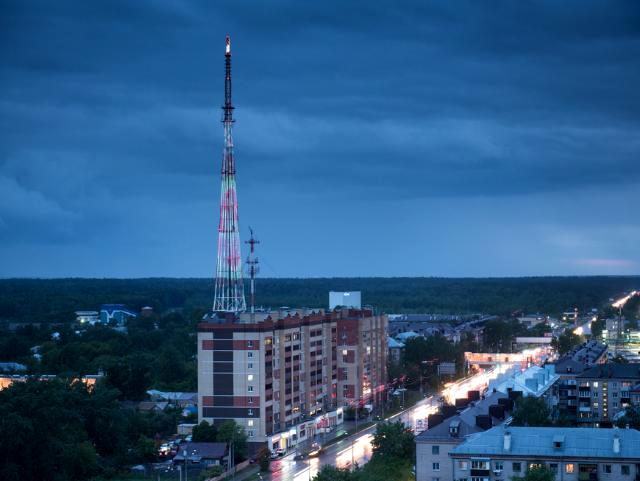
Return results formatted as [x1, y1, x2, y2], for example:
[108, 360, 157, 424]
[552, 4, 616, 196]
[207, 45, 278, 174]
[577, 363, 640, 380]
[451, 425, 640, 459]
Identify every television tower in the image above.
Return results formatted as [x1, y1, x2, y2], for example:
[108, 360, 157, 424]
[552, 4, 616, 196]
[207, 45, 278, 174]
[213, 36, 246, 313]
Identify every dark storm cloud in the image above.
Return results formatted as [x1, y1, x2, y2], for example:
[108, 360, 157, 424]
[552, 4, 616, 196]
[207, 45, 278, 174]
[1, 0, 639, 276]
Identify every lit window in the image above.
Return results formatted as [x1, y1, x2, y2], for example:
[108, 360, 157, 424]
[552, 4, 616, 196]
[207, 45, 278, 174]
[459, 461, 468, 470]
[248, 420, 254, 426]
[565, 464, 574, 474]
[248, 374, 254, 381]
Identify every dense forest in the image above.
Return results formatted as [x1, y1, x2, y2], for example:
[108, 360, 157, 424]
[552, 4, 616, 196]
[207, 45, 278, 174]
[0, 276, 638, 323]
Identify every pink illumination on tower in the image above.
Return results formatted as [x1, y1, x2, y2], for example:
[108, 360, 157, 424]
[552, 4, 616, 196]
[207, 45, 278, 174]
[213, 36, 246, 313]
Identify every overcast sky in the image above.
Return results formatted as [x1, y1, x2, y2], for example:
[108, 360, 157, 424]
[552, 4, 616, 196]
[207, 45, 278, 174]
[1, 1, 639, 277]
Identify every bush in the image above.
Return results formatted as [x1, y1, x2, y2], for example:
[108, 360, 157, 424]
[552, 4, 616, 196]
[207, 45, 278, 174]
[198, 464, 224, 481]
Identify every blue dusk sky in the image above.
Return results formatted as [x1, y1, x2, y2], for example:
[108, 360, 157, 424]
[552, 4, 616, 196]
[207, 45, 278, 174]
[1, 1, 639, 277]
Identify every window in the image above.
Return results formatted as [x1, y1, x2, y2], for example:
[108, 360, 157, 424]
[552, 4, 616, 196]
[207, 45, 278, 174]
[248, 352, 254, 358]
[247, 420, 254, 426]
[247, 340, 253, 347]
[248, 362, 253, 369]
[458, 461, 469, 470]
[512, 462, 522, 472]
[432, 462, 440, 471]
[494, 461, 504, 471]
[247, 374, 254, 381]
[549, 463, 558, 473]
[247, 429, 255, 437]
[622, 465, 630, 475]
[604, 465, 612, 474]
[593, 382, 599, 388]
[432, 478, 440, 481]
[248, 409, 254, 416]
[471, 460, 489, 470]
[432, 445, 439, 455]
[565, 463, 574, 474]
[248, 397, 254, 404]
[248, 386, 254, 392]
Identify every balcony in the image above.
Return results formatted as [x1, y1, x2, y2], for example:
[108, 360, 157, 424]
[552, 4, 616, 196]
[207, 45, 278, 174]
[578, 391, 591, 398]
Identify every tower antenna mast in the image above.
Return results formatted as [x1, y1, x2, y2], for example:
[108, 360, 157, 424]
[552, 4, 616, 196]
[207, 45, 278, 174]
[245, 227, 260, 322]
[213, 35, 246, 313]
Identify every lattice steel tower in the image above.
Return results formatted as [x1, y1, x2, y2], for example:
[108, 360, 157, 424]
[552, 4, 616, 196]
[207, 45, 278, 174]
[213, 36, 246, 313]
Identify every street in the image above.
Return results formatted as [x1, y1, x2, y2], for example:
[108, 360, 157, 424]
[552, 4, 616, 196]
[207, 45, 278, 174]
[263, 362, 526, 481]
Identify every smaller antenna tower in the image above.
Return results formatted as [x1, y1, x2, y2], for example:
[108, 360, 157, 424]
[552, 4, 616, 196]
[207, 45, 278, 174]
[245, 228, 260, 321]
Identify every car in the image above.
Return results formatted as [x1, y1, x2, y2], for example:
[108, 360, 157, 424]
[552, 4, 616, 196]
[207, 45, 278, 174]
[270, 449, 286, 460]
[184, 435, 192, 442]
[293, 452, 307, 461]
[308, 443, 322, 457]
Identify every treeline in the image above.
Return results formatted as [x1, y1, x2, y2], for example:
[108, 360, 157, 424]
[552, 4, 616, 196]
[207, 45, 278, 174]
[1, 276, 639, 322]
[0, 312, 197, 397]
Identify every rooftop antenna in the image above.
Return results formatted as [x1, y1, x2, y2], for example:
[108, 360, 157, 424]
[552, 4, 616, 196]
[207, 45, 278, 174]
[245, 227, 260, 322]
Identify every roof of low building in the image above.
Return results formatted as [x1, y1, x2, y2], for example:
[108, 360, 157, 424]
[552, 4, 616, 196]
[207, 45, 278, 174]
[416, 416, 482, 443]
[173, 442, 228, 461]
[395, 331, 420, 341]
[388, 337, 405, 349]
[451, 425, 640, 459]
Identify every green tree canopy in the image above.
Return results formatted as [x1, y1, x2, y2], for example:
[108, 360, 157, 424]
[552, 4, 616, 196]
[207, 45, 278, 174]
[551, 331, 584, 355]
[217, 420, 248, 463]
[192, 420, 218, 442]
[616, 405, 640, 430]
[511, 396, 551, 427]
[370, 421, 415, 461]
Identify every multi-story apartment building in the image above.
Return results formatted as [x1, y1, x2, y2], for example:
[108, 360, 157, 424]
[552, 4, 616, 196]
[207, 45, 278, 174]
[415, 390, 510, 481]
[552, 341, 607, 423]
[574, 363, 640, 427]
[450, 425, 640, 481]
[197, 307, 387, 450]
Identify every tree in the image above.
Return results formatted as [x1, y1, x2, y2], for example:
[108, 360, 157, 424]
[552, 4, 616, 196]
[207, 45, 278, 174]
[192, 420, 218, 442]
[616, 405, 640, 430]
[256, 446, 271, 472]
[370, 421, 415, 461]
[551, 331, 584, 356]
[511, 396, 550, 427]
[198, 465, 224, 481]
[216, 420, 248, 463]
[135, 435, 157, 463]
[512, 465, 555, 481]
